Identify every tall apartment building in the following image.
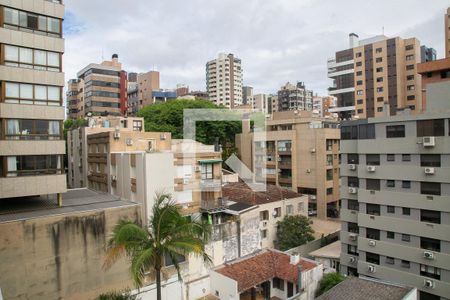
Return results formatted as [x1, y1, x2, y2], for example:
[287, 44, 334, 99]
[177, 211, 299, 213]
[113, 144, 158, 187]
[268, 94, 279, 114]
[0, 1, 66, 201]
[253, 93, 269, 114]
[242, 85, 253, 105]
[445, 7, 450, 58]
[339, 113, 450, 300]
[277, 82, 313, 112]
[418, 57, 450, 112]
[206, 53, 243, 108]
[137, 70, 160, 107]
[236, 111, 340, 219]
[328, 33, 435, 120]
[67, 54, 128, 118]
[67, 116, 144, 188]
[313, 96, 337, 117]
[421, 46, 437, 63]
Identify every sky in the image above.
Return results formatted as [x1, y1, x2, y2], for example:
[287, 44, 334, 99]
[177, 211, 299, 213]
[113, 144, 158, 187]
[64, 0, 449, 95]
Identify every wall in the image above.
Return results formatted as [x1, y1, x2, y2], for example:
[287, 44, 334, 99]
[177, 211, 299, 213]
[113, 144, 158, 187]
[0, 205, 141, 300]
[209, 270, 238, 300]
[285, 231, 340, 259]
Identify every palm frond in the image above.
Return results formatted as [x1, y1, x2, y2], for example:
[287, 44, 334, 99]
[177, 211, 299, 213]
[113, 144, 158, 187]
[130, 248, 157, 287]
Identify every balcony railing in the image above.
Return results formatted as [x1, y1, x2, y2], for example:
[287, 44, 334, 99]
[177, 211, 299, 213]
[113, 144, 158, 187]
[201, 197, 228, 212]
[200, 179, 222, 189]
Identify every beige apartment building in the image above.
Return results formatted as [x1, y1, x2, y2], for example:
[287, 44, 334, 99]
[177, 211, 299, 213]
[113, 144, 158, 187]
[206, 53, 243, 108]
[67, 54, 128, 118]
[0, 0, 66, 200]
[236, 111, 340, 220]
[328, 34, 433, 119]
[67, 116, 144, 188]
[137, 70, 160, 107]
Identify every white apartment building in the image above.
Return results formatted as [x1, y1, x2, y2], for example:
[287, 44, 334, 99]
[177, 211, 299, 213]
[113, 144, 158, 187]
[206, 53, 243, 108]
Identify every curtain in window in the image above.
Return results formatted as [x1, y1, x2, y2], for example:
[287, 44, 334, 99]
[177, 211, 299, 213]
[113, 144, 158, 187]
[7, 120, 20, 138]
[7, 157, 17, 176]
[49, 121, 60, 136]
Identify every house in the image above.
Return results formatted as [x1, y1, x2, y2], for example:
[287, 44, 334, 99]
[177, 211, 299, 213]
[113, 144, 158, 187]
[210, 249, 322, 300]
[309, 240, 341, 273]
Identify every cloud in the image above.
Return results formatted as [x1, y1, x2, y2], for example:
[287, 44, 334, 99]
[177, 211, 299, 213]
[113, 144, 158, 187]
[64, 0, 449, 95]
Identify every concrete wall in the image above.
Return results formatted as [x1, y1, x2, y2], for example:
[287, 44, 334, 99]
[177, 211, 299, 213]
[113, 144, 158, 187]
[209, 270, 238, 300]
[0, 205, 141, 300]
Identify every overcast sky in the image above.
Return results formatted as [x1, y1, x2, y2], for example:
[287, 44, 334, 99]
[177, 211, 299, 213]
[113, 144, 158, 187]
[64, 0, 449, 95]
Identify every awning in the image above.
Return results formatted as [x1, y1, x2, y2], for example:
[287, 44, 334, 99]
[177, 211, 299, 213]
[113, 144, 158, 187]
[198, 159, 222, 164]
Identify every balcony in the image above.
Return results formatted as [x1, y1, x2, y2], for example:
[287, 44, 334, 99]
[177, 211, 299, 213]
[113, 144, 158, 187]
[200, 179, 222, 190]
[278, 176, 292, 184]
[201, 197, 228, 212]
[278, 161, 292, 169]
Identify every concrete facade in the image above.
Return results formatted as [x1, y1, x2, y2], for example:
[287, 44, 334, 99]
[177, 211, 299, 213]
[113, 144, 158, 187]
[206, 53, 243, 108]
[417, 57, 450, 113]
[278, 82, 313, 112]
[236, 111, 341, 220]
[0, 0, 66, 200]
[339, 112, 450, 300]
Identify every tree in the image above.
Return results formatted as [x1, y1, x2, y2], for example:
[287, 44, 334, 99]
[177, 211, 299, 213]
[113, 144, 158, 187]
[276, 215, 315, 251]
[96, 290, 137, 300]
[103, 193, 211, 300]
[315, 272, 345, 297]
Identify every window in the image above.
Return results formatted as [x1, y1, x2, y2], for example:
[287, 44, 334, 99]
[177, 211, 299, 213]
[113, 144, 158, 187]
[348, 200, 359, 211]
[421, 237, 440, 252]
[164, 253, 185, 267]
[4, 82, 61, 106]
[260, 210, 269, 221]
[407, 95, 415, 100]
[402, 154, 411, 162]
[286, 205, 293, 215]
[201, 163, 213, 179]
[355, 52, 362, 58]
[401, 260, 410, 268]
[377, 107, 383, 112]
[366, 228, 380, 240]
[5, 119, 61, 140]
[274, 207, 281, 218]
[348, 177, 359, 187]
[261, 229, 267, 239]
[387, 206, 395, 213]
[356, 71, 363, 76]
[387, 154, 395, 161]
[357, 90, 363, 95]
[366, 252, 379, 264]
[273, 278, 284, 291]
[402, 234, 410, 242]
[405, 45, 414, 51]
[348, 154, 359, 164]
[376, 87, 383, 92]
[387, 231, 395, 239]
[386, 125, 405, 138]
[341, 126, 358, 140]
[406, 64, 414, 70]
[366, 154, 380, 166]
[420, 182, 441, 196]
[366, 179, 380, 191]
[402, 207, 410, 215]
[326, 188, 333, 195]
[376, 77, 383, 82]
[376, 67, 383, 72]
[421, 210, 440, 224]
[420, 155, 440, 167]
[376, 57, 382, 63]
[3, 7, 61, 37]
[406, 55, 414, 61]
[132, 121, 142, 131]
[406, 75, 414, 80]
[375, 48, 382, 53]
[407, 85, 415, 91]
[386, 180, 395, 188]
[377, 97, 384, 102]
[3, 155, 63, 177]
[359, 124, 375, 139]
[348, 222, 359, 234]
[366, 204, 380, 216]
[421, 265, 441, 280]
[356, 99, 363, 105]
[417, 119, 445, 137]
[357, 80, 363, 86]
[402, 181, 411, 189]
[347, 244, 358, 255]
[386, 257, 395, 264]
[356, 62, 362, 67]
[298, 202, 304, 213]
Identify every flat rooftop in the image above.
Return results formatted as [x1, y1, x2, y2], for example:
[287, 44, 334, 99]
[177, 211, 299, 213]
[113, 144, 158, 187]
[309, 240, 341, 259]
[0, 189, 137, 223]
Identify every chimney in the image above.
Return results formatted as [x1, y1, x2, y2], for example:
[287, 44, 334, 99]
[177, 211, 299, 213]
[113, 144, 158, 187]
[290, 252, 300, 265]
[349, 33, 359, 48]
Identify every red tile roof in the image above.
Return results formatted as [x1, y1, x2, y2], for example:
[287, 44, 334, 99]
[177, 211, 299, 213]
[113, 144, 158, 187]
[215, 250, 317, 293]
[222, 182, 301, 205]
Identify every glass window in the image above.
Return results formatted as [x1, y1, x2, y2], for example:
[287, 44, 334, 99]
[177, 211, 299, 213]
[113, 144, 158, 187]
[387, 206, 395, 213]
[387, 231, 395, 239]
[20, 84, 33, 99]
[38, 15, 47, 31]
[386, 180, 395, 188]
[402, 154, 411, 162]
[386, 257, 395, 264]
[417, 119, 445, 137]
[201, 164, 213, 179]
[402, 234, 410, 242]
[387, 154, 395, 161]
[421, 210, 440, 224]
[402, 207, 410, 215]
[19, 48, 33, 64]
[4, 7, 19, 25]
[386, 125, 405, 138]
[47, 17, 60, 33]
[367, 204, 380, 216]
[5, 45, 19, 61]
[5, 82, 20, 98]
[421, 237, 440, 252]
[366, 179, 380, 191]
[48, 86, 60, 101]
[366, 154, 380, 166]
[421, 182, 441, 196]
[402, 181, 411, 189]
[34, 50, 47, 65]
[347, 154, 359, 164]
[47, 52, 60, 67]
[421, 265, 441, 280]
[420, 155, 441, 167]
[35, 85, 47, 100]
[366, 252, 379, 264]
[366, 228, 380, 240]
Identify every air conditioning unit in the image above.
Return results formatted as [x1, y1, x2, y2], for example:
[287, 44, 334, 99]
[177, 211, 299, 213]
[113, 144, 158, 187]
[348, 164, 356, 170]
[368, 240, 376, 247]
[349, 234, 357, 241]
[367, 166, 376, 172]
[126, 138, 133, 146]
[310, 148, 316, 153]
[113, 131, 120, 139]
[194, 165, 201, 172]
[277, 157, 282, 161]
[424, 251, 434, 260]
[424, 167, 435, 175]
[348, 187, 358, 194]
[306, 169, 311, 173]
[368, 265, 376, 273]
[310, 195, 317, 200]
[349, 256, 356, 263]
[423, 279, 434, 288]
[262, 221, 268, 227]
[111, 175, 117, 181]
[423, 137, 435, 147]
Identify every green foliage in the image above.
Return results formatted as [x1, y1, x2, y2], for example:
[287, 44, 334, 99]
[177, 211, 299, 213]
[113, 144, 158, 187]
[103, 193, 211, 300]
[276, 215, 315, 251]
[96, 290, 137, 300]
[63, 117, 88, 140]
[315, 272, 345, 297]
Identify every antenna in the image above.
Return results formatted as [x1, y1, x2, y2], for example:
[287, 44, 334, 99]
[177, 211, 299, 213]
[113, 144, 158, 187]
[101, 48, 104, 61]
[382, 26, 384, 35]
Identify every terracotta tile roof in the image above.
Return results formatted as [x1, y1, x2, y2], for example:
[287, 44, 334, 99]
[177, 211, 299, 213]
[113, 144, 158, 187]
[215, 249, 317, 293]
[222, 182, 301, 205]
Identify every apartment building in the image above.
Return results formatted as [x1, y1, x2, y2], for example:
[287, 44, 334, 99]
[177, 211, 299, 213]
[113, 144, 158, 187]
[328, 33, 435, 120]
[0, 1, 66, 201]
[253, 93, 269, 114]
[236, 111, 340, 219]
[339, 113, 450, 300]
[313, 96, 337, 118]
[242, 85, 253, 105]
[268, 94, 279, 114]
[67, 116, 144, 188]
[446, 7, 450, 58]
[206, 53, 243, 108]
[417, 57, 450, 113]
[137, 70, 160, 108]
[67, 54, 127, 118]
[277, 82, 313, 112]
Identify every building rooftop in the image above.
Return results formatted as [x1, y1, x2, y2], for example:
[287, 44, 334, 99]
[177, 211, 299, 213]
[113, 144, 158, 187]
[308, 240, 341, 259]
[418, 57, 450, 73]
[215, 249, 317, 293]
[316, 277, 415, 300]
[222, 182, 301, 205]
[0, 189, 137, 223]
[226, 202, 256, 213]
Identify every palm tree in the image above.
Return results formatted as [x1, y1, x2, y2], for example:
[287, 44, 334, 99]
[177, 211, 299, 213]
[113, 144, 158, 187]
[103, 193, 211, 300]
